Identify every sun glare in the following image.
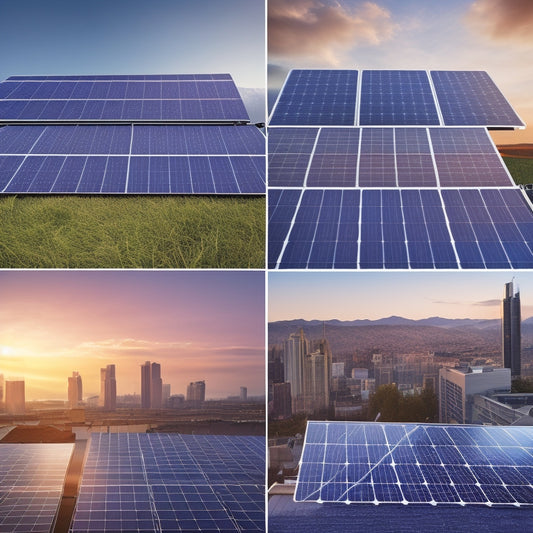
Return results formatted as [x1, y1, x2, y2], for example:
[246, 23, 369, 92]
[1, 345, 15, 356]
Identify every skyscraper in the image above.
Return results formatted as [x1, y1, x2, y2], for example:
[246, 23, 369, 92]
[162, 383, 171, 406]
[284, 329, 309, 412]
[187, 381, 206, 404]
[99, 368, 106, 407]
[104, 365, 116, 410]
[5, 380, 25, 414]
[141, 361, 163, 409]
[502, 280, 521, 378]
[68, 371, 83, 408]
[240, 386, 248, 401]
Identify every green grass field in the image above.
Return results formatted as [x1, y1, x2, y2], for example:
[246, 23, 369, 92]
[0, 195, 265, 268]
[503, 157, 533, 186]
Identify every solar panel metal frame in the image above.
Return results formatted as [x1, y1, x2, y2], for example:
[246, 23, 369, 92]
[295, 421, 533, 507]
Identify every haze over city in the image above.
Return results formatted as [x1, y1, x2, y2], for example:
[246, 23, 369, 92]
[0, 271, 265, 401]
[268, 0, 533, 143]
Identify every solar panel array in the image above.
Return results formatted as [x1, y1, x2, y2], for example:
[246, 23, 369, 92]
[0, 73, 266, 195]
[0, 443, 74, 532]
[0, 125, 265, 193]
[0, 75, 249, 123]
[269, 127, 513, 188]
[70, 433, 264, 532]
[270, 70, 524, 127]
[295, 422, 533, 506]
[268, 69, 532, 269]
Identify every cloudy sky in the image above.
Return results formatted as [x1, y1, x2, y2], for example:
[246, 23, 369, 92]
[0, 271, 265, 401]
[269, 271, 533, 322]
[268, 0, 533, 143]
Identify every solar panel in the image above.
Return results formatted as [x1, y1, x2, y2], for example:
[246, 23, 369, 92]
[295, 422, 533, 506]
[0, 125, 265, 194]
[269, 70, 358, 126]
[270, 70, 524, 128]
[430, 71, 525, 128]
[70, 433, 264, 532]
[360, 70, 440, 126]
[0, 75, 249, 123]
[0, 443, 73, 532]
[267, 127, 511, 189]
[268, 188, 533, 269]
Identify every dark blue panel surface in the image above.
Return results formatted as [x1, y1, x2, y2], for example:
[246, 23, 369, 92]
[270, 70, 358, 126]
[360, 70, 440, 125]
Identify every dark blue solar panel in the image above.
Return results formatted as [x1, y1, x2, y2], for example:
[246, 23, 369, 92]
[269, 70, 358, 126]
[296, 422, 533, 506]
[358, 129, 396, 187]
[71, 433, 264, 532]
[395, 128, 437, 187]
[360, 70, 440, 126]
[268, 127, 318, 186]
[431, 71, 524, 127]
[0, 75, 249, 122]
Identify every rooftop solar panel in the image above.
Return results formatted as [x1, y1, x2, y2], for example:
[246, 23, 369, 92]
[295, 422, 533, 506]
[268, 188, 533, 269]
[0, 125, 265, 194]
[269, 69, 524, 128]
[0, 75, 249, 123]
[0, 443, 73, 533]
[71, 433, 264, 532]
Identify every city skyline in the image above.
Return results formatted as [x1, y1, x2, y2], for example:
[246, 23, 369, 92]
[0, 271, 265, 401]
[269, 272, 533, 322]
[268, 0, 533, 144]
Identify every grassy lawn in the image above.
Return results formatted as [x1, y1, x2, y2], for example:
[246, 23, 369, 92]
[503, 157, 533, 186]
[0, 195, 265, 268]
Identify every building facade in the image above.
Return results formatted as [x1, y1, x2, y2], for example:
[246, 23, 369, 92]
[5, 380, 25, 414]
[68, 371, 82, 408]
[502, 280, 521, 378]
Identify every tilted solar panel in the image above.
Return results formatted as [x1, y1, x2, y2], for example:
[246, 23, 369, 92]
[0, 74, 249, 123]
[0, 125, 265, 194]
[70, 433, 264, 533]
[295, 422, 533, 506]
[0, 444, 74, 533]
[268, 188, 533, 269]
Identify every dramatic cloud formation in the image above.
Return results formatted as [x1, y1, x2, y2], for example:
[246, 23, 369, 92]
[269, 0, 397, 64]
[467, 0, 533, 43]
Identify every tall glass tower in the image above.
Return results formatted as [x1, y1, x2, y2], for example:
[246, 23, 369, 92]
[502, 280, 521, 378]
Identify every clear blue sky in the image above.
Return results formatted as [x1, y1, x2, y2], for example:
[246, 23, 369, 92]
[269, 272, 533, 322]
[0, 0, 265, 89]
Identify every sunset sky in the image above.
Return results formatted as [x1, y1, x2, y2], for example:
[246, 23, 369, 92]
[269, 271, 533, 322]
[0, 271, 265, 401]
[269, 0, 533, 144]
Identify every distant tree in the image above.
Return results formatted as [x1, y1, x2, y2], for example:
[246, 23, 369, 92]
[511, 378, 533, 393]
[369, 384, 402, 421]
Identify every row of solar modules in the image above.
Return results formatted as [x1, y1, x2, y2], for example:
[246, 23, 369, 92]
[70, 433, 264, 532]
[0, 443, 74, 532]
[8, 74, 234, 81]
[270, 70, 524, 127]
[0, 74, 249, 122]
[269, 188, 533, 269]
[269, 127, 512, 188]
[295, 422, 533, 506]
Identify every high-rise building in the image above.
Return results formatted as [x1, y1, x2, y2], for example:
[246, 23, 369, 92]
[99, 368, 106, 407]
[141, 361, 163, 408]
[439, 366, 510, 424]
[162, 383, 171, 406]
[240, 386, 247, 401]
[103, 365, 116, 410]
[5, 380, 25, 414]
[186, 381, 206, 404]
[272, 382, 292, 419]
[284, 329, 309, 412]
[68, 371, 82, 408]
[502, 280, 521, 378]
[0, 374, 4, 404]
[331, 362, 345, 378]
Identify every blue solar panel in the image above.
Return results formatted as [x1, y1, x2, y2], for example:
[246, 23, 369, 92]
[71, 433, 264, 532]
[0, 125, 265, 194]
[269, 70, 358, 126]
[360, 70, 440, 126]
[295, 422, 533, 506]
[0, 443, 73, 533]
[0, 75, 249, 123]
[431, 71, 525, 127]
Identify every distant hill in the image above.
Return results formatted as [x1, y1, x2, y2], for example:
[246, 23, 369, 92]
[498, 144, 533, 159]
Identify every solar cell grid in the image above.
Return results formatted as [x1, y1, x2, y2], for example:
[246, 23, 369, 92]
[295, 422, 533, 506]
